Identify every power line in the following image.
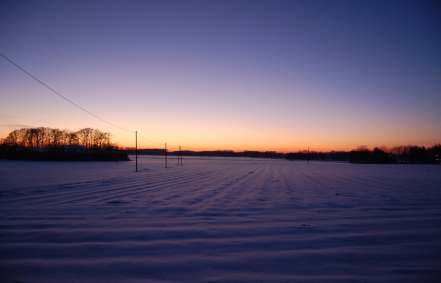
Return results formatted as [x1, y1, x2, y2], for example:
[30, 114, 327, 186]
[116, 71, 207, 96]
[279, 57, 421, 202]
[1, 53, 188, 173]
[0, 53, 134, 133]
[0, 53, 177, 151]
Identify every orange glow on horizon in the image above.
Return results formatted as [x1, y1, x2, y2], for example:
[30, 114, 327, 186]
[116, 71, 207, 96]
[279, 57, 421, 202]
[113, 133, 439, 153]
[1, 122, 439, 153]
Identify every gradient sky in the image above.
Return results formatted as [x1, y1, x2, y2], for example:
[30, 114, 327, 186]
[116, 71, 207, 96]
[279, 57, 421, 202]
[1, 0, 440, 151]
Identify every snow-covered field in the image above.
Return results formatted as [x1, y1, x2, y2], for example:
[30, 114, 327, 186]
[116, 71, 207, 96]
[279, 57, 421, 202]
[1, 157, 441, 282]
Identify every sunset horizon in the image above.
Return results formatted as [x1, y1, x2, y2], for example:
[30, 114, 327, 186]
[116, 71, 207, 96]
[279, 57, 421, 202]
[1, 1, 440, 152]
[1, 122, 440, 153]
[1, 1, 441, 282]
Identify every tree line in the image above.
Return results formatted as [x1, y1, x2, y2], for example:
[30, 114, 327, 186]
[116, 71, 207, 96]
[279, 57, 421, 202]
[127, 149, 285, 159]
[131, 146, 440, 164]
[1, 127, 439, 163]
[349, 145, 441, 164]
[285, 145, 441, 164]
[0, 127, 128, 161]
[1, 127, 113, 149]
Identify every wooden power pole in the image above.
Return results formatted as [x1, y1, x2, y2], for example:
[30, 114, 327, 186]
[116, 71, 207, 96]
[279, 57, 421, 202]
[135, 131, 138, 172]
[165, 142, 168, 168]
[177, 145, 180, 166]
[307, 146, 310, 164]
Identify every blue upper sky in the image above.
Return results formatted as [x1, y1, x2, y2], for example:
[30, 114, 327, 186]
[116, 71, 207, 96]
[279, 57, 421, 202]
[1, 0, 440, 150]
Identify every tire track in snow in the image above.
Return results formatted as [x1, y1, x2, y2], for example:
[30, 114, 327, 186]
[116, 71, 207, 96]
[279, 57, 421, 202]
[1, 159, 441, 283]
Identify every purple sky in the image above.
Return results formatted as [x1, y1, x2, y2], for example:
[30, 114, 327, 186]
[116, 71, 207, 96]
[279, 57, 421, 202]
[1, 0, 440, 151]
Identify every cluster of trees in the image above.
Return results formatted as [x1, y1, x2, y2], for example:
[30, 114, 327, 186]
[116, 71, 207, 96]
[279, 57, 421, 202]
[1, 127, 112, 149]
[285, 151, 349, 161]
[286, 146, 441, 164]
[4, 127, 437, 164]
[129, 146, 440, 164]
[182, 146, 440, 164]
[350, 145, 441, 164]
[0, 127, 128, 161]
[127, 149, 286, 159]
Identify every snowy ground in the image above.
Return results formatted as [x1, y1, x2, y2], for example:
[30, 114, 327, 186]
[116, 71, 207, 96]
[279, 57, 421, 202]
[1, 156, 441, 282]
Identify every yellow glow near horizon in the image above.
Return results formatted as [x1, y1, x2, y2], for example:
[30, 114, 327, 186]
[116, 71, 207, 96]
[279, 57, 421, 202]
[1, 107, 440, 153]
[1, 1, 441, 154]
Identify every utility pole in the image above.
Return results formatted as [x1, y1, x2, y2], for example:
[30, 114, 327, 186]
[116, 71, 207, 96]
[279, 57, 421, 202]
[307, 146, 310, 164]
[135, 131, 138, 172]
[165, 142, 168, 168]
[177, 145, 180, 166]
[179, 145, 182, 166]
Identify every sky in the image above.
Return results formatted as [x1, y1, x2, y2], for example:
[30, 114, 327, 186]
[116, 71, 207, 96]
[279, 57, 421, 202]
[1, 0, 440, 151]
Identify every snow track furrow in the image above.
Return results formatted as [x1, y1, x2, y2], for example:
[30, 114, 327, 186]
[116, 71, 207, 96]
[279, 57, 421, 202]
[1, 158, 441, 283]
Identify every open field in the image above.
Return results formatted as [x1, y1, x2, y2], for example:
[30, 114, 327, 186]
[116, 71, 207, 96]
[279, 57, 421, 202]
[1, 157, 441, 282]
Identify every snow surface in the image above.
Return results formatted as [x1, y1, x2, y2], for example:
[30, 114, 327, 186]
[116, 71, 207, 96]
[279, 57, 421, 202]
[1, 156, 441, 282]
